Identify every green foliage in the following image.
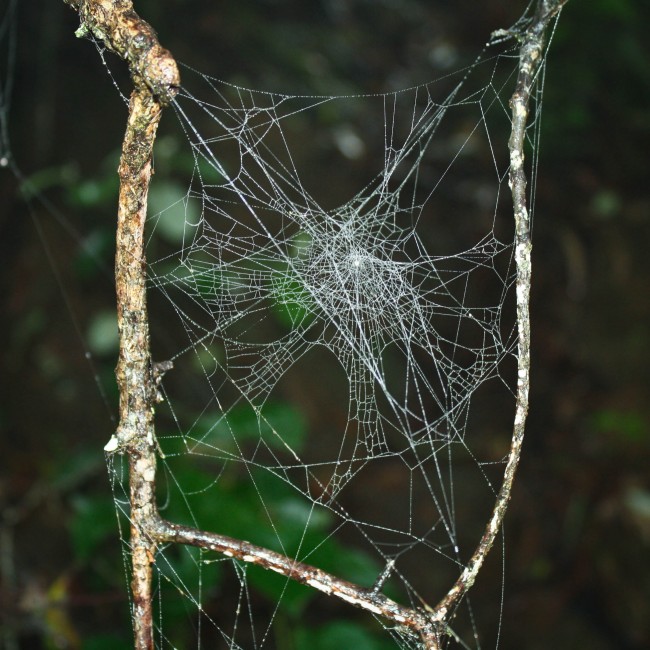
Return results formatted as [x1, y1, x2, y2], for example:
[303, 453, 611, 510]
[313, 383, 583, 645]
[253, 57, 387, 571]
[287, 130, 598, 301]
[66, 173, 119, 209]
[147, 181, 201, 244]
[152, 400, 393, 635]
[228, 401, 309, 453]
[82, 634, 132, 650]
[271, 263, 317, 329]
[73, 228, 114, 280]
[592, 409, 648, 443]
[69, 494, 118, 561]
[158, 545, 222, 603]
[544, 0, 650, 163]
[294, 620, 396, 650]
[19, 163, 79, 199]
[161, 400, 308, 458]
[587, 0, 636, 22]
[86, 309, 119, 356]
[49, 447, 104, 491]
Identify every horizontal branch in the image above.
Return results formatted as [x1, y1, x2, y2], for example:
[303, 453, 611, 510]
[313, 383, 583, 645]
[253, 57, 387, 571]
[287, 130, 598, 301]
[152, 517, 442, 648]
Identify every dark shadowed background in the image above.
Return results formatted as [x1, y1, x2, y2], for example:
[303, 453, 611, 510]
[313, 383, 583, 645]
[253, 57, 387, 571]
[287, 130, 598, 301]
[1, 1, 649, 649]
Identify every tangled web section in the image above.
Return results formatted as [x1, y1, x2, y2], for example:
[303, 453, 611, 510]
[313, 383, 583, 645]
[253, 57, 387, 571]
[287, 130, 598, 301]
[108, 20, 544, 650]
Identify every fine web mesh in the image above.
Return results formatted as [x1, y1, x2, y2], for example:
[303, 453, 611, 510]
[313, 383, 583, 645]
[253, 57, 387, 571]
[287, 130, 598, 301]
[107, 10, 548, 649]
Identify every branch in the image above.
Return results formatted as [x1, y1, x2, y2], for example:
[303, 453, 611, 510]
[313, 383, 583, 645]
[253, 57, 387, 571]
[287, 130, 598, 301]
[64, 2, 179, 649]
[63, 0, 179, 104]
[432, 0, 568, 622]
[154, 517, 442, 647]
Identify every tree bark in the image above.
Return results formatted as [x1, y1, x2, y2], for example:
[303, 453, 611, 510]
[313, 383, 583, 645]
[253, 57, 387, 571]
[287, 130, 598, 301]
[63, 3, 179, 648]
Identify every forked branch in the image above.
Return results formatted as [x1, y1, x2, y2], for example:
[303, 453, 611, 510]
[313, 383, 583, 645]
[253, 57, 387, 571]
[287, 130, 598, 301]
[64, 1, 567, 649]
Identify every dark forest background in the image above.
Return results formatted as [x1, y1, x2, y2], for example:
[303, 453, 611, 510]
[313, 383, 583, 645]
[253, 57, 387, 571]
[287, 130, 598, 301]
[1, 1, 649, 649]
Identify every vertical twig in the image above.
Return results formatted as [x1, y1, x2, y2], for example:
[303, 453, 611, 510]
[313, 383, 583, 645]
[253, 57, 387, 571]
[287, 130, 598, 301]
[63, 2, 179, 649]
[115, 88, 162, 650]
[431, 0, 567, 625]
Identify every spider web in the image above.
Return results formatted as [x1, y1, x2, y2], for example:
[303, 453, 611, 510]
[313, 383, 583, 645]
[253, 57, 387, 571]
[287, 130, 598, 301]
[105, 7, 551, 649]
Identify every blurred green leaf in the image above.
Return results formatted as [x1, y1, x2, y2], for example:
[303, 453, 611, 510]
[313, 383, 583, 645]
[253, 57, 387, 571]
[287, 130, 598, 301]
[591, 0, 636, 21]
[225, 401, 308, 453]
[148, 182, 201, 244]
[86, 310, 119, 357]
[83, 634, 131, 650]
[592, 409, 648, 443]
[49, 447, 103, 491]
[70, 495, 117, 560]
[74, 228, 113, 280]
[66, 176, 118, 209]
[20, 163, 78, 199]
[591, 189, 621, 219]
[161, 400, 307, 459]
[295, 620, 393, 650]
[312, 540, 384, 591]
[158, 545, 222, 602]
[154, 134, 225, 183]
[246, 562, 316, 615]
[271, 266, 317, 329]
[623, 486, 650, 518]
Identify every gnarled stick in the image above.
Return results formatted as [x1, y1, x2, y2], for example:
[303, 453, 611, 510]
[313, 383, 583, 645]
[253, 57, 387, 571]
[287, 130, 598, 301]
[64, 2, 179, 649]
[64, 0, 179, 103]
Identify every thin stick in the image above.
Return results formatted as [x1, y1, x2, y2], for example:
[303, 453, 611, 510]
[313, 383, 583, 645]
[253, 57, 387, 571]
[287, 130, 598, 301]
[153, 517, 442, 646]
[116, 89, 163, 650]
[63, 2, 179, 649]
[432, 0, 567, 623]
